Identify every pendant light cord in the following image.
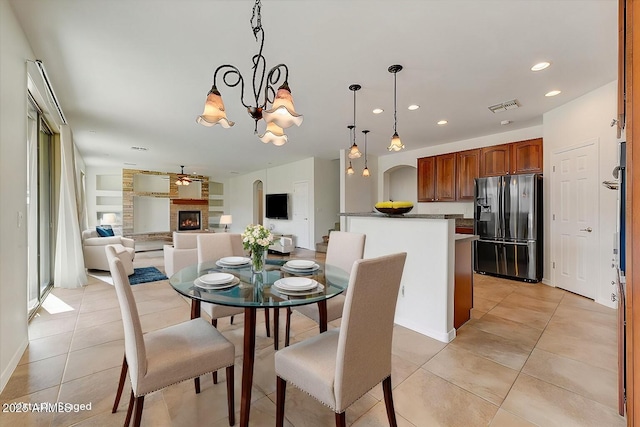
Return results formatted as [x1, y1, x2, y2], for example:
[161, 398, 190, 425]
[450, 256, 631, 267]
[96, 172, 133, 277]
[393, 72, 398, 134]
[353, 88, 357, 143]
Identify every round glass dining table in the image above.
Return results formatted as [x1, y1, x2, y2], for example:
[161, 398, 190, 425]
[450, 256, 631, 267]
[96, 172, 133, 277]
[169, 258, 349, 427]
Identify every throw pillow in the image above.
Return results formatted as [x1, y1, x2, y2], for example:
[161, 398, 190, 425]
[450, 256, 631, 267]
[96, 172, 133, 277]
[96, 225, 115, 237]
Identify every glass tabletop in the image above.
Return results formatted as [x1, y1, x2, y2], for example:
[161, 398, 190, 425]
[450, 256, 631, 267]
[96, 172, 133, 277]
[169, 258, 350, 308]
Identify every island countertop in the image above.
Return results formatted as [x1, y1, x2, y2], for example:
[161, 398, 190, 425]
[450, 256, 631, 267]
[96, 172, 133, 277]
[339, 212, 463, 219]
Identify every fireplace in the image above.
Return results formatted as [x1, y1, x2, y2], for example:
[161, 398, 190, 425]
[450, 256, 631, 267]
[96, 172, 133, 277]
[178, 211, 201, 231]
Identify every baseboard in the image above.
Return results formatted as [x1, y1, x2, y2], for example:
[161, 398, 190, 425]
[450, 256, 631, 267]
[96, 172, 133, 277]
[0, 337, 28, 394]
[394, 317, 455, 343]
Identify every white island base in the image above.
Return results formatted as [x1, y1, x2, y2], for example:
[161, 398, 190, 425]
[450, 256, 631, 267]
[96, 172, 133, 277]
[342, 214, 475, 343]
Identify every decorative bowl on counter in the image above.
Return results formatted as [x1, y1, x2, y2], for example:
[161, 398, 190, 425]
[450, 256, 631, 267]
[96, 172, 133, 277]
[374, 201, 414, 215]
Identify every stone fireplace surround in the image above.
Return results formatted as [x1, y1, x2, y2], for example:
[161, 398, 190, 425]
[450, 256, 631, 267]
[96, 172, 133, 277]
[122, 168, 209, 243]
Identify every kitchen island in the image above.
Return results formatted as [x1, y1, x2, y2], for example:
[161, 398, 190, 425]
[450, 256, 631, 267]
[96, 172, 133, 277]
[340, 213, 477, 343]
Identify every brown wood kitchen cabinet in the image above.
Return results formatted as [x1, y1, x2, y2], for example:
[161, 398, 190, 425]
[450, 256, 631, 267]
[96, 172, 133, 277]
[479, 143, 511, 177]
[418, 154, 456, 202]
[510, 138, 543, 174]
[456, 149, 480, 200]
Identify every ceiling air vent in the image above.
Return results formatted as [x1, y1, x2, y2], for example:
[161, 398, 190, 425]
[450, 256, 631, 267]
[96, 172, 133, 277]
[488, 99, 520, 113]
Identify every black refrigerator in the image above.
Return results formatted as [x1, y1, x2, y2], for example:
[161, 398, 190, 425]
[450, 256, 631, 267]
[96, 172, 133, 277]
[474, 173, 543, 282]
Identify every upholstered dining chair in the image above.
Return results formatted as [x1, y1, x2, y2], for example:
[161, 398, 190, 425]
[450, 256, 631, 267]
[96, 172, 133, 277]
[283, 231, 366, 346]
[197, 233, 273, 343]
[275, 252, 407, 427]
[197, 233, 245, 327]
[107, 251, 236, 427]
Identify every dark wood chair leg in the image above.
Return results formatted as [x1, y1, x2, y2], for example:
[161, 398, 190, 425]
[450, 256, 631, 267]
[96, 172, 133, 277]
[132, 395, 144, 427]
[335, 411, 346, 427]
[226, 365, 235, 426]
[213, 370, 218, 384]
[194, 377, 201, 394]
[124, 390, 135, 427]
[284, 307, 292, 347]
[273, 307, 279, 350]
[230, 315, 234, 325]
[382, 376, 398, 427]
[276, 376, 287, 427]
[112, 355, 128, 413]
[265, 308, 271, 337]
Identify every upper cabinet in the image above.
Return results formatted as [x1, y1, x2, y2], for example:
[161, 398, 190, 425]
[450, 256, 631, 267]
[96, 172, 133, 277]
[479, 138, 543, 177]
[417, 157, 436, 202]
[480, 143, 511, 177]
[510, 138, 543, 175]
[456, 149, 480, 200]
[417, 138, 543, 202]
[417, 154, 456, 202]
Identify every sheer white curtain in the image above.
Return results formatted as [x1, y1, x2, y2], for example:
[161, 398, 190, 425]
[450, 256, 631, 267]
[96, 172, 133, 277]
[27, 111, 39, 305]
[54, 124, 87, 288]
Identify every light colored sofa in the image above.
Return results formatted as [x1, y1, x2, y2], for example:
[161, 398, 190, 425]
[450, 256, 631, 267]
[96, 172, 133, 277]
[82, 230, 135, 271]
[164, 232, 210, 277]
[269, 235, 294, 254]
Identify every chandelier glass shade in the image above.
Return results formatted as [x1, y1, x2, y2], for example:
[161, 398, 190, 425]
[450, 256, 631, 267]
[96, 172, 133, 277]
[196, 0, 302, 145]
[259, 121, 288, 146]
[387, 64, 405, 151]
[196, 88, 234, 128]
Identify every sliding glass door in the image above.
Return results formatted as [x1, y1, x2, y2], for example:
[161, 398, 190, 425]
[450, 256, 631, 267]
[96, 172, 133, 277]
[27, 97, 55, 315]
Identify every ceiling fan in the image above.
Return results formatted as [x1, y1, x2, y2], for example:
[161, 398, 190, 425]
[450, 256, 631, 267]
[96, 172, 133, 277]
[174, 165, 198, 186]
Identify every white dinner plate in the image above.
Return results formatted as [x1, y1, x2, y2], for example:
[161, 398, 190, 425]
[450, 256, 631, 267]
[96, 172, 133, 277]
[219, 256, 251, 265]
[285, 259, 317, 269]
[199, 272, 234, 285]
[194, 276, 239, 290]
[281, 264, 319, 275]
[272, 283, 324, 297]
[273, 277, 317, 291]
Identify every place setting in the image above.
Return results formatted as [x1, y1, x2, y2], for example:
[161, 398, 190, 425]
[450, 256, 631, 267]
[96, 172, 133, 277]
[280, 259, 320, 275]
[216, 256, 251, 269]
[271, 276, 324, 299]
[194, 272, 240, 290]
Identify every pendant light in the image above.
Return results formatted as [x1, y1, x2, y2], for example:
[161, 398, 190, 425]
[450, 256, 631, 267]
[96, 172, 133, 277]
[346, 125, 355, 175]
[362, 130, 370, 177]
[387, 64, 405, 151]
[348, 84, 362, 159]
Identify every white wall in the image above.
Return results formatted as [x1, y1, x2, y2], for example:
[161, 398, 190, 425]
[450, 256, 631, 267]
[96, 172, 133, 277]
[313, 158, 340, 239]
[228, 157, 340, 249]
[543, 80, 618, 308]
[377, 125, 544, 219]
[341, 150, 377, 214]
[0, 0, 32, 392]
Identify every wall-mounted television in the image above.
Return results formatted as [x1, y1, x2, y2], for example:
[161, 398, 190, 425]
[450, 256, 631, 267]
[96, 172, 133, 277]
[265, 193, 289, 219]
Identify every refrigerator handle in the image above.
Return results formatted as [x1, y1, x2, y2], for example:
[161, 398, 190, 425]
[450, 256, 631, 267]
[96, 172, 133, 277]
[498, 177, 503, 238]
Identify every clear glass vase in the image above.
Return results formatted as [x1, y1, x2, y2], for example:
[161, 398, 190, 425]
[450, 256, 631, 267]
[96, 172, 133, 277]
[251, 248, 267, 274]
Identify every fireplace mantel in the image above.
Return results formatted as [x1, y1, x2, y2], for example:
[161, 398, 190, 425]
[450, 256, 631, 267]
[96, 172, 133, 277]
[172, 199, 208, 205]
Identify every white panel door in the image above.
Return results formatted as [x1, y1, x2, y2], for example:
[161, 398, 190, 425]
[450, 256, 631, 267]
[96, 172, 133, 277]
[552, 141, 599, 298]
[293, 181, 310, 249]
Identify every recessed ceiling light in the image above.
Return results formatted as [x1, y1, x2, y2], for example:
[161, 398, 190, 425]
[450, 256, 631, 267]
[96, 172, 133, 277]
[130, 146, 148, 151]
[545, 90, 561, 97]
[501, 120, 512, 125]
[373, 108, 384, 114]
[437, 120, 448, 125]
[531, 61, 550, 71]
[408, 105, 420, 111]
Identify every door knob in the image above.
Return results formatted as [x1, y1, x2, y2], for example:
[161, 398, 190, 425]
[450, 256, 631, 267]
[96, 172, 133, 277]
[579, 227, 593, 232]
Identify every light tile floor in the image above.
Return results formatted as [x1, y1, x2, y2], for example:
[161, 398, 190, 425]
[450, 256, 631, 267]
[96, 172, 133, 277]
[0, 249, 627, 426]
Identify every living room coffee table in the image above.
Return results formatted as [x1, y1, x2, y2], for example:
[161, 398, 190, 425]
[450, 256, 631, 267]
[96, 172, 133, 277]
[169, 259, 349, 427]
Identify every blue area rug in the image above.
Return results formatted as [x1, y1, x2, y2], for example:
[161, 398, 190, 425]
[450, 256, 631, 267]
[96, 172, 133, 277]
[128, 267, 168, 285]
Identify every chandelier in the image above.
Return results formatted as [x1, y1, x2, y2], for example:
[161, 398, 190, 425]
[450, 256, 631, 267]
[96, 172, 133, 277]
[196, 0, 303, 145]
